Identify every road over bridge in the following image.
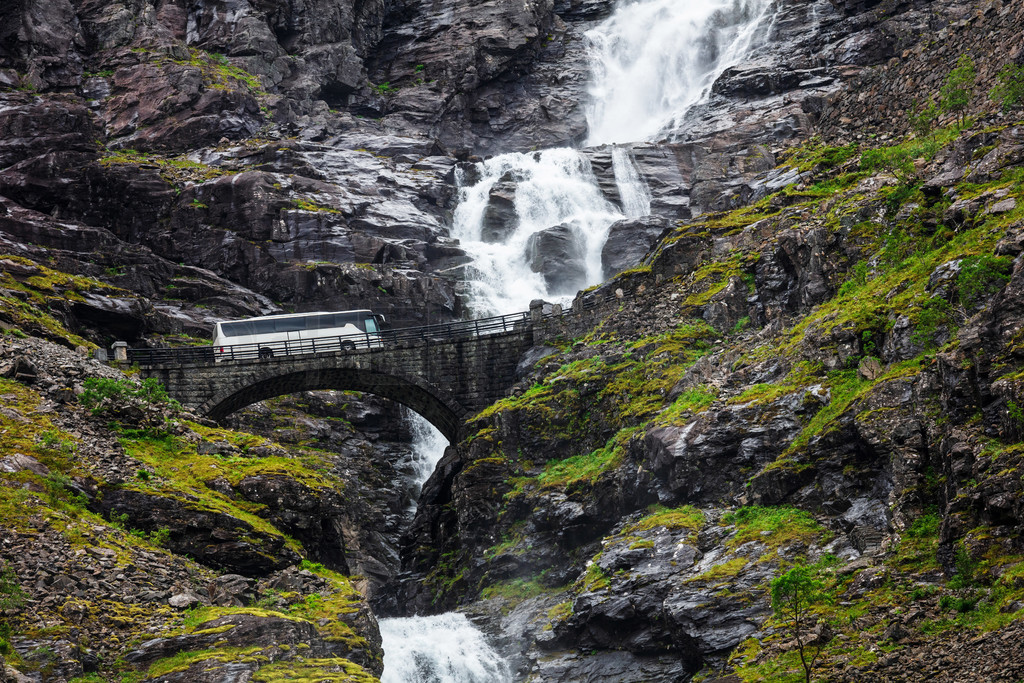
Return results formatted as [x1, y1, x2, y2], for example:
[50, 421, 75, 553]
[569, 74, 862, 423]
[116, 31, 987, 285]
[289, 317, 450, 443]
[128, 312, 538, 441]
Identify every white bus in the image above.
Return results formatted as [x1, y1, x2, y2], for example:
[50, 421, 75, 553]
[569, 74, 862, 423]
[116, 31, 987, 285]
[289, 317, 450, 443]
[212, 310, 387, 361]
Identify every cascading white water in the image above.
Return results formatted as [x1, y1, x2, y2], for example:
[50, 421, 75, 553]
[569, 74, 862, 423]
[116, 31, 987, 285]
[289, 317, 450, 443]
[452, 0, 773, 316]
[585, 0, 773, 145]
[379, 613, 513, 683]
[610, 146, 652, 218]
[381, 418, 512, 683]
[451, 148, 623, 315]
[399, 413, 449, 515]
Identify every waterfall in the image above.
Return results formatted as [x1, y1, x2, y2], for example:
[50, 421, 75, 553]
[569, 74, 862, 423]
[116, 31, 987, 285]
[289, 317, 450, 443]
[376, 2, 776, 678]
[611, 146, 651, 218]
[451, 148, 622, 316]
[400, 413, 449, 515]
[379, 613, 513, 683]
[381, 418, 513, 683]
[451, 0, 773, 315]
[585, 0, 773, 145]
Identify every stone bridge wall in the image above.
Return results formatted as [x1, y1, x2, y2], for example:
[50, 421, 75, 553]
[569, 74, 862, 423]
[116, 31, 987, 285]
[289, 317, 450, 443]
[141, 329, 533, 440]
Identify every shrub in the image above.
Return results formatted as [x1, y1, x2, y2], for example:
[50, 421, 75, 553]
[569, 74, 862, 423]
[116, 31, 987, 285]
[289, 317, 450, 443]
[910, 297, 951, 350]
[0, 563, 27, 649]
[947, 544, 979, 590]
[956, 254, 1012, 308]
[860, 139, 939, 184]
[990, 63, 1024, 112]
[939, 54, 976, 126]
[910, 98, 939, 137]
[78, 377, 180, 415]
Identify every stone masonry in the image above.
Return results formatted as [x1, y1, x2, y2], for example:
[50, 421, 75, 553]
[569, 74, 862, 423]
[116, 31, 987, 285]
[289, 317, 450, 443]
[137, 329, 534, 440]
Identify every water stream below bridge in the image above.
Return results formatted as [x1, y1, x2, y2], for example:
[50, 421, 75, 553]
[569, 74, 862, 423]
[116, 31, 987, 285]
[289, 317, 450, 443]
[377, 0, 773, 679]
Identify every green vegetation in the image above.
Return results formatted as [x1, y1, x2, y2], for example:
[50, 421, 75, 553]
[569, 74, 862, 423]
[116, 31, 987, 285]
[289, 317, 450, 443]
[957, 254, 1012, 308]
[172, 48, 267, 98]
[940, 54, 976, 126]
[480, 577, 557, 604]
[780, 138, 860, 174]
[910, 98, 940, 137]
[0, 255, 117, 348]
[78, 377, 181, 415]
[770, 564, 825, 683]
[0, 563, 27, 653]
[623, 504, 704, 536]
[722, 506, 824, 550]
[990, 62, 1024, 112]
[251, 658, 379, 682]
[99, 148, 233, 186]
[860, 137, 939, 183]
[289, 198, 341, 214]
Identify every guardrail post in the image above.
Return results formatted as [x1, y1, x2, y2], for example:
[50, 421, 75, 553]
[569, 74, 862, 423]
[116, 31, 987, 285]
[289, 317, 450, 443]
[529, 300, 544, 326]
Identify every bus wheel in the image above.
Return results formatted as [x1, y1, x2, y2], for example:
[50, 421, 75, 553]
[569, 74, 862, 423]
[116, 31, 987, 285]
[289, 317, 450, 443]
[259, 347, 274, 359]
[341, 341, 356, 351]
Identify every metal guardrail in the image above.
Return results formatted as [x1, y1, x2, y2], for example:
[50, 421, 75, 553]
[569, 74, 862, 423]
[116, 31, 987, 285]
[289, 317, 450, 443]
[127, 311, 532, 366]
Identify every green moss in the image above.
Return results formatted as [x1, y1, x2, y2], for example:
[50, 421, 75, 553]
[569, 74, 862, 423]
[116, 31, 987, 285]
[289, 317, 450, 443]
[730, 361, 825, 406]
[577, 563, 611, 592]
[687, 557, 749, 584]
[251, 658, 379, 683]
[779, 138, 860, 173]
[722, 506, 824, 551]
[0, 256, 113, 348]
[890, 513, 942, 573]
[480, 578, 555, 603]
[98, 149, 234, 187]
[657, 385, 718, 424]
[114, 427, 355, 555]
[169, 48, 267, 98]
[532, 433, 627, 490]
[289, 198, 341, 214]
[145, 646, 268, 678]
[546, 600, 572, 625]
[623, 504, 704, 536]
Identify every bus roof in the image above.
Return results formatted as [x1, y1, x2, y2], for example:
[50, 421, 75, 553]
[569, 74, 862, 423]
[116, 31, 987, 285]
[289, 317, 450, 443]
[213, 310, 375, 325]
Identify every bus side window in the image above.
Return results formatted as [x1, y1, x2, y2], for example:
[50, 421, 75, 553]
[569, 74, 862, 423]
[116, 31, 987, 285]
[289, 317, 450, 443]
[252, 319, 277, 335]
[222, 321, 253, 337]
[275, 318, 305, 333]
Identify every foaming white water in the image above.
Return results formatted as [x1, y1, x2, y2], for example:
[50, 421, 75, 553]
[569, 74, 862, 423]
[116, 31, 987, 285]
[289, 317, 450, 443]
[585, 0, 773, 145]
[401, 412, 449, 515]
[379, 613, 513, 683]
[611, 146, 651, 218]
[451, 0, 772, 314]
[452, 148, 623, 315]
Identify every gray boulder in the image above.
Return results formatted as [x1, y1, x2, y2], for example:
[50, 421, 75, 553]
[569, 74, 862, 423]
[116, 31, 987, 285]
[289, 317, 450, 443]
[601, 216, 669, 277]
[526, 224, 587, 294]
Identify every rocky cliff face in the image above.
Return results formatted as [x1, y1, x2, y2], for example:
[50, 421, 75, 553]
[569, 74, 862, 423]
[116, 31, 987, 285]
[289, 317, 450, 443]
[2, 0, 1024, 680]
[406, 116, 1024, 679]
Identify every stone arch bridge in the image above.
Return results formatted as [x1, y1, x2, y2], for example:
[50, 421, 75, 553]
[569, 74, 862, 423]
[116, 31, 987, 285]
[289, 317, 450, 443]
[129, 312, 542, 441]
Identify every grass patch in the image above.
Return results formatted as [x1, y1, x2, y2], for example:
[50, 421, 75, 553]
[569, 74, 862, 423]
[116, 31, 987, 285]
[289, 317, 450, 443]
[623, 504, 704, 536]
[722, 506, 824, 550]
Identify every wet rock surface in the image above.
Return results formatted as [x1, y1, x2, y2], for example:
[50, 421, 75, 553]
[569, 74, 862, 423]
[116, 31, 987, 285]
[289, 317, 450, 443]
[405, 117, 1024, 679]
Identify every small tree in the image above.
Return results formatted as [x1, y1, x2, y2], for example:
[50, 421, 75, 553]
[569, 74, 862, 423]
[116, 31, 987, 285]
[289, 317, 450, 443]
[940, 54, 976, 127]
[909, 98, 939, 137]
[771, 565, 823, 683]
[990, 62, 1024, 113]
[0, 563, 27, 652]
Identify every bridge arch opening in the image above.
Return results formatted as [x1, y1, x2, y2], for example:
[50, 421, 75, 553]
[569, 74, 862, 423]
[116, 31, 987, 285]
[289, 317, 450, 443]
[201, 367, 467, 441]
